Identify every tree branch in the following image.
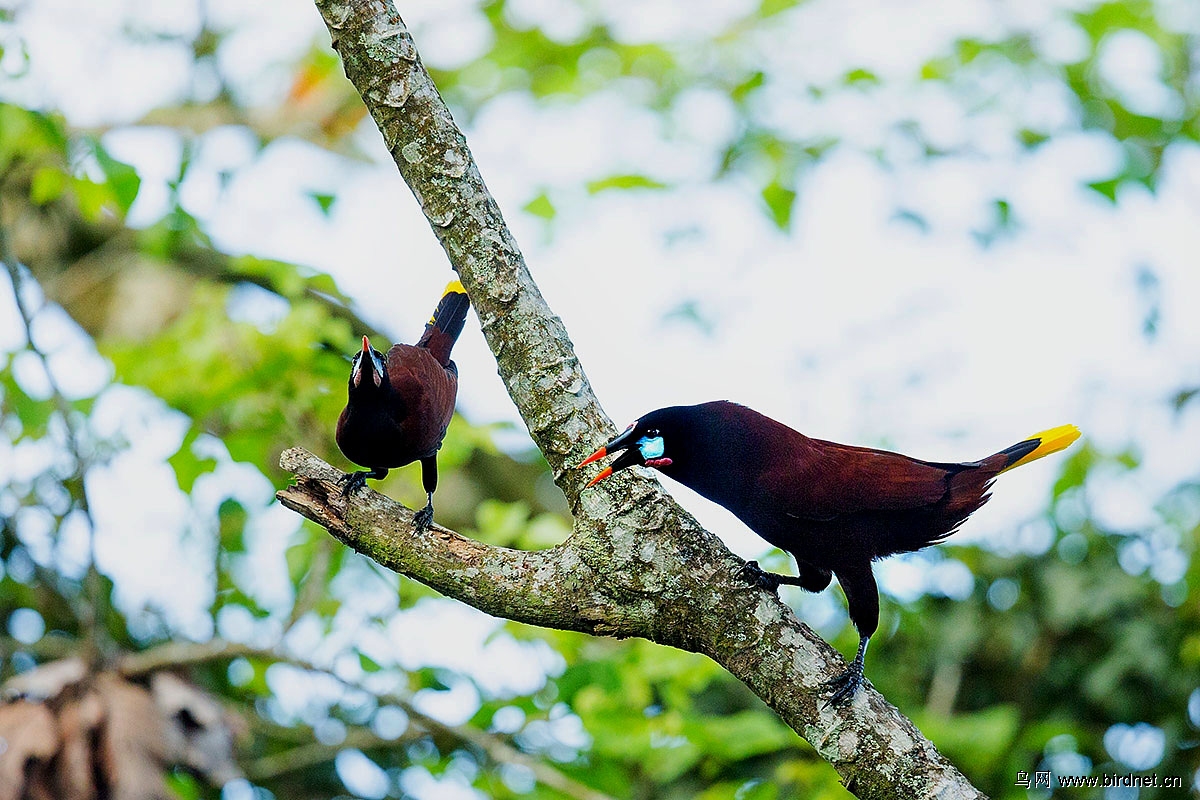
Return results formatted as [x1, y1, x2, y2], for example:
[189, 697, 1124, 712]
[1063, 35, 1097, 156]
[277, 448, 619, 635]
[242, 727, 401, 784]
[118, 638, 618, 800]
[284, 1, 987, 797]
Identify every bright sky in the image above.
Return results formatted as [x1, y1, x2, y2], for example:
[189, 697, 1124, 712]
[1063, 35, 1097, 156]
[3, 0, 1198, 789]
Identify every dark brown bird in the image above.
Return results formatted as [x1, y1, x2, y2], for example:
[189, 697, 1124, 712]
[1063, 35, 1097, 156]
[580, 401, 1079, 706]
[336, 280, 470, 530]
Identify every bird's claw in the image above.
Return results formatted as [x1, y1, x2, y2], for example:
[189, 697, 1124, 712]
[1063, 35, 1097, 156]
[822, 663, 864, 709]
[413, 504, 434, 532]
[340, 471, 369, 497]
[740, 560, 781, 594]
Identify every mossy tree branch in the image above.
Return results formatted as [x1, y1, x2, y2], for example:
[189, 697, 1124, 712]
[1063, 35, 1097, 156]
[280, 1, 988, 797]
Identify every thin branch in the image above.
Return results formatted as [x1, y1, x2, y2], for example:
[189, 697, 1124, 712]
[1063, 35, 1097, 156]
[117, 639, 264, 677]
[0, 636, 76, 664]
[2, 169, 380, 349]
[0, 224, 106, 660]
[242, 727, 399, 783]
[118, 638, 619, 800]
[44, 224, 382, 345]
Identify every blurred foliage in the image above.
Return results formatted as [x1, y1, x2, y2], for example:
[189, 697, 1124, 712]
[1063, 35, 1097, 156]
[424, 0, 1200, 230]
[1, 1, 1199, 799]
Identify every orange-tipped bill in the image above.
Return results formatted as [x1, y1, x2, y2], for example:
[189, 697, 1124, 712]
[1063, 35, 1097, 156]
[579, 446, 607, 467]
[586, 466, 613, 487]
[353, 335, 384, 388]
[578, 425, 642, 488]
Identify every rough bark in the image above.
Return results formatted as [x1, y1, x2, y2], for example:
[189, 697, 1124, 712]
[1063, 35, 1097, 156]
[281, 1, 989, 797]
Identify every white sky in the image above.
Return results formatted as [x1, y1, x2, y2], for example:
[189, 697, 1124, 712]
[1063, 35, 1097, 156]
[2, 0, 1199, 787]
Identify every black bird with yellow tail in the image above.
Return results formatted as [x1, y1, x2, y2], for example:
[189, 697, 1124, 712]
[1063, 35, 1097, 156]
[336, 280, 470, 530]
[580, 401, 1079, 706]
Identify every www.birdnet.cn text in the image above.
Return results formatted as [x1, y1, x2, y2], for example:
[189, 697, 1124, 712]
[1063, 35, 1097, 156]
[1016, 771, 1185, 790]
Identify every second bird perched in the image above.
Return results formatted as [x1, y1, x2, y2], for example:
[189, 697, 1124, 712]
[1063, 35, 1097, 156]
[581, 401, 1079, 707]
[336, 280, 470, 530]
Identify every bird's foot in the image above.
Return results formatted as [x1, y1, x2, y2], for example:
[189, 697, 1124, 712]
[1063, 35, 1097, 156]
[413, 503, 434, 532]
[740, 560, 782, 594]
[340, 467, 387, 497]
[339, 470, 370, 497]
[822, 638, 869, 709]
[822, 662, 864, 708]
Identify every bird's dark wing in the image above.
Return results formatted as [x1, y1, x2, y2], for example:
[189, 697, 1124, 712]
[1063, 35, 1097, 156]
[761, 437, 960, 522]
[386, 344, 458, 447]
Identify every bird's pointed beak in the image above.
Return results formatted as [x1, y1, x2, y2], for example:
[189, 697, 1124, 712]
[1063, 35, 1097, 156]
[357, 335, 383, 387]
[579, 446, 607, 467]
[585, 466, 613, 488]
[579, 426, 641, 487]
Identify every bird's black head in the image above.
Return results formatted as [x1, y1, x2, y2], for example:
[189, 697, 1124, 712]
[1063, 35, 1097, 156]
[579, 406, 701, 487]
[349, 335, 387, 390]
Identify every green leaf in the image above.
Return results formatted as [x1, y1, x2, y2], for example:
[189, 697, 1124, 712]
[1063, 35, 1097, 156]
[956, 38, 985, 64]
[758, 0, 800, 18]
[844, 68, 880, 85]
[0, 365, 53, 439]
[168, 428, 218, 493]
[1018, 129, 1050, 148]
[359, 652, 383, 673]
[164, 770, 203, 800]
[760, 181, 796, 230]
[1053, 444, 1095, 496]
[892, 208, 930, 233]
[993, 198, 1012, 228]
[308, 191, 337, 217]
[72, 177, 117, 221]
[522, 192, 556, 220]
[1086, 177, 1121, 203]
[912, 705, 1020, 772]
[919, 57, 953, 81]
[30, 166, 66, 205]
[689, 710, 794, 761]
[218, 499, 248, 553]
[474, 499, 532, 547]
[91, 140, 141, 214]
[730, 71, 764, 103]
[285, 538, 315, 589]
[586, 174, 668, 194]
[1171, 387, 1199, 411]
[0, 104, 69, 172]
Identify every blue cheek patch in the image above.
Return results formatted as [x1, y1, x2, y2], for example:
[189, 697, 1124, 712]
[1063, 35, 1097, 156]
[637, 436, 665, 460]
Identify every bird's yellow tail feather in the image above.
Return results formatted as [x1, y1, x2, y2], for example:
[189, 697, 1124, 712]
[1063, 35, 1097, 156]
[998, 424, 1081, 473]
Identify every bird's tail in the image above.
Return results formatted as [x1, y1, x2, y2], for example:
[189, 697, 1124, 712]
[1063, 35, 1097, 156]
[994, 424, 1081, 474]
[417, 280, 470, 366]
